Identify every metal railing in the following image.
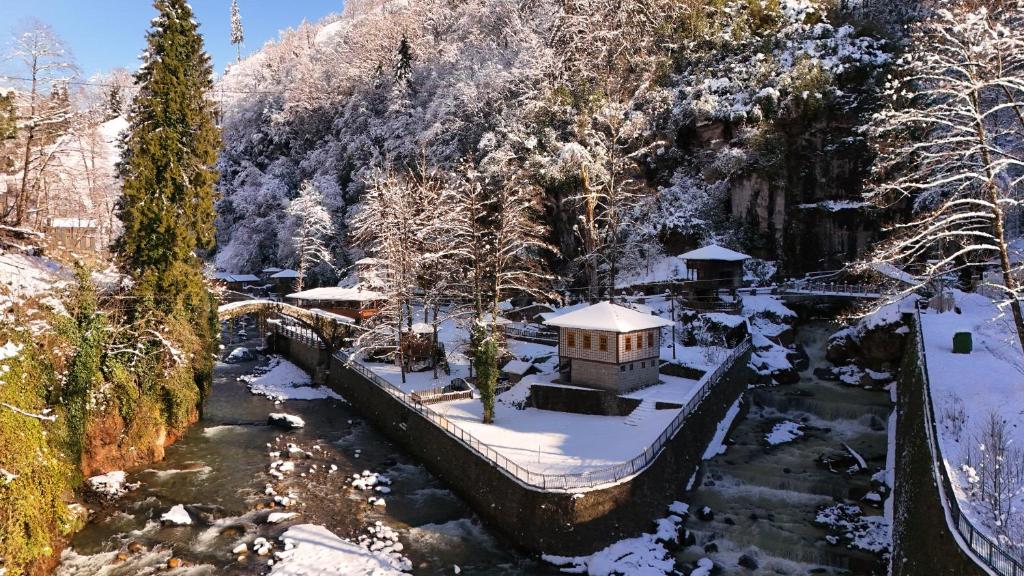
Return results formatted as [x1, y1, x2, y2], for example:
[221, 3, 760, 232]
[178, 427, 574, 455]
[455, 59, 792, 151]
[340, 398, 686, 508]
[779, 280, 888, 298]
[269, 320, 327, 350]
[912, 309, 1024, 575]
[501, 325, 558, 345]
[330, 336, 751, 492]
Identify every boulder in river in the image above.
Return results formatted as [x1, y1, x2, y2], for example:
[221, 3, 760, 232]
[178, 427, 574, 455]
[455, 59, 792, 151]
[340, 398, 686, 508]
[268, 413, 305, 429]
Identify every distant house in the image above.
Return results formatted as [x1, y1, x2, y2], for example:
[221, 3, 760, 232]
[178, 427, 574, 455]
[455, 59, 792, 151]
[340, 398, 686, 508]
[678, 244, 751, 289]
[544, 301, 672, 393]
[212, 272, 261, 292]
[48, 218, 100, 252]
[286, 286, 385, 323]
[261, 267, 283, 280]
[270, 269, 301, 294]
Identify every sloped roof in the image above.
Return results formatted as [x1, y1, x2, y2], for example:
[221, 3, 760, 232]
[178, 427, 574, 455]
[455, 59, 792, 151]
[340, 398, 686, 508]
[286, 286, 385, 302]
[501, 359, 534, 375]
[271, 269, 301, 279]
[678, 244, 751, 262]
[262, 267, 283, 273]
[543, 301, 673, 332]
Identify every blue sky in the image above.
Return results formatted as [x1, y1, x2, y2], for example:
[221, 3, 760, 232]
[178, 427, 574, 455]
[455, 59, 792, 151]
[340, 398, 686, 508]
[1, 1, 344, 78]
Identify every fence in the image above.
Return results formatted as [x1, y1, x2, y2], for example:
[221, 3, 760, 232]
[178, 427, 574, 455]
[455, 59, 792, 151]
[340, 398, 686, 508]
[779, 280, 886, 298]
[501, 325, 558, 345]
[269, 320, 326, 350]
[332, 337, 751, 492]
[912, 309, 1024, 576]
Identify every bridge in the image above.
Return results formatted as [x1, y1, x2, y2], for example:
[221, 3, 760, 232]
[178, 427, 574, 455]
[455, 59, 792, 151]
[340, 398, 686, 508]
[217, 294, 354, 352]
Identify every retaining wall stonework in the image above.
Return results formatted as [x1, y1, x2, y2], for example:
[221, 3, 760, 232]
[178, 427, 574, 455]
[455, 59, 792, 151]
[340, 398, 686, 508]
[272, 333, 751, 555]
[891, 317, 985, 576]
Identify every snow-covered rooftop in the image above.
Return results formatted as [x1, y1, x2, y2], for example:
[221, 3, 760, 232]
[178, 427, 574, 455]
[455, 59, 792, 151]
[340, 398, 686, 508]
[49, 218, 98, 229]
[501, 359, 534, 375]
[286, 286, 385, 302]
[212, 272, 260, 283]
[271, 269, 300, 279]
[678, 244, 751, 262]
[262, 266, 283, 273]
[543, 301, 673, 333]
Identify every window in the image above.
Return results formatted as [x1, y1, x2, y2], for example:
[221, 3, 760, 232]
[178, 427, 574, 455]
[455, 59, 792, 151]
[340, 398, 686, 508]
[620, 365, 626, 372]
[624, 335, 632, 352]
[599, 335, 608, 352]
[567, 332, 576, 348]
[647, 332, 655, 348]
[640, 361, 645, 368]
[629, 363, 634, 371]
[583, 334, 592, 349]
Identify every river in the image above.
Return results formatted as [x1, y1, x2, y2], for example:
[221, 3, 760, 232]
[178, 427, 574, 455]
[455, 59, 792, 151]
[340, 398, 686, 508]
[56, 318, 890, 575]
[56, 323, 548, 575]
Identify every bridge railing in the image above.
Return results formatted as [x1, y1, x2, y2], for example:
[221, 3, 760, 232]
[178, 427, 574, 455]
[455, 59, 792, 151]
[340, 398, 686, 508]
[912, 309, 1024, 575]
[779, 280, 886, 296]
[501, 325, 558, 345]
[329, 337, 751, 492]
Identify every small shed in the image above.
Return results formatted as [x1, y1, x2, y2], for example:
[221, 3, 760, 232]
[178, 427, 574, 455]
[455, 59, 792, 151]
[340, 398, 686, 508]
[544, 301, 672, 393]
[211, 272, 261, 292]
[286, 286, 385, 323]
[500, 359, 536, 384]
[48, 218, 100, 252]
[678, 244, 751, 289]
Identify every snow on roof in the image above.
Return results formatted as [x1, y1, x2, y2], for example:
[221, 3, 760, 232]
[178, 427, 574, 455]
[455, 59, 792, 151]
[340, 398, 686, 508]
[286, 286, 385, 302]
[271, 269, 301, 279]
[678, 244, 751, 262]
[543, 301, 673, 332]
[355, 257, 383, 265]
[262, 267, 283, 273]
[537, 302, 589, 322]
[231, 274, 260, 282]
[50, 218, 98, 229]
[501, 359, 533, 375]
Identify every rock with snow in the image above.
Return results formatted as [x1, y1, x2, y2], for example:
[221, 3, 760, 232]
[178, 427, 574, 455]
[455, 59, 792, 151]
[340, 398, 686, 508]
[764, 420, 805, 446]
[268, 413, 305, 429]
[86, 471, 138, 499]
[225, 346, 257, 363]
[240, 356, 344, 401]
[160, 504, 193, 526]
[267, 512, 299, 524]
[269, 524, 408, 575]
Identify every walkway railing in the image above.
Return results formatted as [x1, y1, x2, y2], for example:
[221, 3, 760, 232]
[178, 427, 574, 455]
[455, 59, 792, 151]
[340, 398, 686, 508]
[779, 280, 887, 298]
[331, 337, 751, 492]
[912, 309, 1024, 576]
[268, 320, 326, 350]
[501, 325, 558, 345]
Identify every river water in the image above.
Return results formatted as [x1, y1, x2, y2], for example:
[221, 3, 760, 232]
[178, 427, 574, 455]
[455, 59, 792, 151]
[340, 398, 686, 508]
[56, 325, 548, 575]
[676, 321, 892, 574]
[56, 318, 890, 575]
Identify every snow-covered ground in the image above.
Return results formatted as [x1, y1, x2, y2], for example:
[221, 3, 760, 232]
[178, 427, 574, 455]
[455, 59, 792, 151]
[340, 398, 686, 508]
[920, 292, 1024, 552]
[239, 356, 343, 402]
[351, 301, 737, 482]
[269, 524, 407, 575]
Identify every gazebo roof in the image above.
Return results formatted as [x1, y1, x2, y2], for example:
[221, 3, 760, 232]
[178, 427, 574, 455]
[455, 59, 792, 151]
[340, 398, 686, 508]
[271, 269, 301, 279]
[543, 301, 672, 333]
[678, 244, 751, 262]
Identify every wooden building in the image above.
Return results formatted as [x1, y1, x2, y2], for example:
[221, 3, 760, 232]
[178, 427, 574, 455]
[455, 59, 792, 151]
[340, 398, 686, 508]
[285, 286, 385, 323]
[48, 218, 101, 252]
[678, 244, 751, 289]
[270, 269, 301, 295]
[544, 301, 672, 393]
[211, 272, 261, 292]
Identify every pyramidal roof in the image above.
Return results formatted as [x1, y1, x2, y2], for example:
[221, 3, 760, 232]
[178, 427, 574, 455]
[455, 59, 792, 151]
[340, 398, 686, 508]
[542, 301, 673, 333]
[678, 244, 751, 262]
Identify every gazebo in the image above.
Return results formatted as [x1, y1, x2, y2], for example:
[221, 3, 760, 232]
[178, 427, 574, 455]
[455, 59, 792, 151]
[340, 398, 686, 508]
[678, 244, 751, 290]
[543, 301, 672, 393]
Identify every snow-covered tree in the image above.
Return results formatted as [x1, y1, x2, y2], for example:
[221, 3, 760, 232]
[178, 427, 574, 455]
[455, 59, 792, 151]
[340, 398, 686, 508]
[230, 0, 244, 63]
[285, 181, 335, 291]
[862, 1, 1024, 351]
[4, 20, 77, 226]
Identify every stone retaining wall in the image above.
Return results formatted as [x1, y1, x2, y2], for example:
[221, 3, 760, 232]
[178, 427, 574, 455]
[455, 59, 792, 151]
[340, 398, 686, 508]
[891, 315, 986, 576]
[271, 334, 751, 555]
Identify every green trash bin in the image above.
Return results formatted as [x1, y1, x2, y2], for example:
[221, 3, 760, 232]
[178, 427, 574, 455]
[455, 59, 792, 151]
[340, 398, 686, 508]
[952, 331, 973, 354]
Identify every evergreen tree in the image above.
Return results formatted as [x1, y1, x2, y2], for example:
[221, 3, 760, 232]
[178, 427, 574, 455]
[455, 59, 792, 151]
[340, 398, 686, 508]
[230, 0, 244, 63]
[395, 34, 413, 87]
[106, 84, 122, 118]
[114, 0, 220, 392]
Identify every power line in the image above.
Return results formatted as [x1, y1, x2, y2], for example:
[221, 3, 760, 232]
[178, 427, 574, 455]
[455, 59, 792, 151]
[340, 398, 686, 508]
[0, 75, 282, 97]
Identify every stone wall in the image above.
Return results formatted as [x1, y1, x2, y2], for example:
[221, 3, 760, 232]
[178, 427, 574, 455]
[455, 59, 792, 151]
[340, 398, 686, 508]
[271, 333, 752, 556]
[571, 357, 659, 392]
[891, 314, 986, 576]
[528, 384, 642, 416]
